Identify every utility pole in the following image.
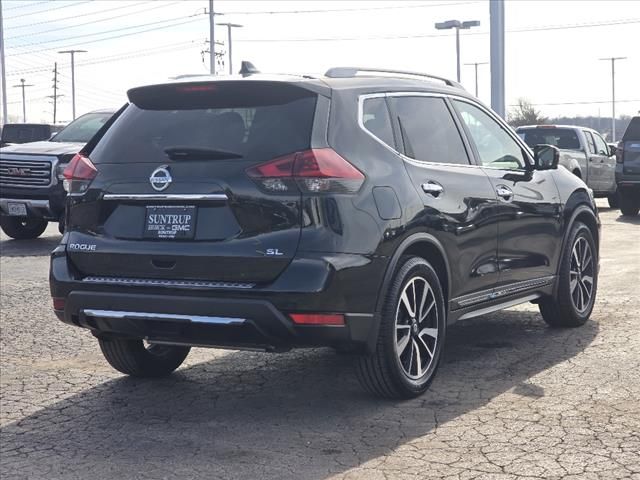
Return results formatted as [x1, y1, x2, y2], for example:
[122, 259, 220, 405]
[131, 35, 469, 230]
[49, 63, 61, 124]
[209, 0, 215, 74]
[599, 56, 626, 142]
[490, 0, 505, 118]
[1, 0, 8, 125]
[58, 49, 87, 120]
[464, 62, 488, 97]
[216, 22, 243, 74]
[13, 78, 33, 122]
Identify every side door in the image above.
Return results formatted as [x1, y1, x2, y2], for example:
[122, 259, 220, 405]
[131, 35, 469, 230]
[591, 130, 616, 193]
[385, 93, 500, 305]
[450, 98, 563, 289]
[583, 130, 606, 191]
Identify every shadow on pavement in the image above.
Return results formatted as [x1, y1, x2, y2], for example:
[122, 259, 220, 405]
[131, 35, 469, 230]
[614, 214, 640, 225]
[0, 310, 599, 480]
[0, 235, 61, 257]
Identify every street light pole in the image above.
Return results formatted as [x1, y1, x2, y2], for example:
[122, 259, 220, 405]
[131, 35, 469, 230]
[0, 0, 8, 125]
[435, 19, 480, 83]
[216, 22, 243, 74]
[209, 0, 215, 74]
[12, 78, 34, 122]
[59, 49, 87, 120]
[599, 56, 626, 142]
[464, 62, 488, 97]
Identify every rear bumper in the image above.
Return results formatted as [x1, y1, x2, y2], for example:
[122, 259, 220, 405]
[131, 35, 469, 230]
[50, 250, 387, 352]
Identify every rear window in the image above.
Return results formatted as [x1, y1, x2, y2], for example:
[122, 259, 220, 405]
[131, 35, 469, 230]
[90, 82, 317, 164]
[1, 124, 51, 144]
[622, 117, 640, 142]
[518, 127, 581, 150]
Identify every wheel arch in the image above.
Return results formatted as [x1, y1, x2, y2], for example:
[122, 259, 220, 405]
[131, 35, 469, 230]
[366, 233, 451, 353]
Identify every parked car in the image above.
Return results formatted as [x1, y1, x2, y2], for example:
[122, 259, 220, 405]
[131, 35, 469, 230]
[615, 116, 640, 216]
[50, 67, 600, 399]
[0, 123, 63, 148]
[0, 110, 116, 239]
[516, 125, 618, 208]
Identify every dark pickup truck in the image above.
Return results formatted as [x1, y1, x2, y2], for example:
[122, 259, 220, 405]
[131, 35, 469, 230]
[616, 116, 640, 216]
[0, 110, 115, 239]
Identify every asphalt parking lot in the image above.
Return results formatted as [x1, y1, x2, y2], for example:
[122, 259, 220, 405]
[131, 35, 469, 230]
[1, 201, 639, 480]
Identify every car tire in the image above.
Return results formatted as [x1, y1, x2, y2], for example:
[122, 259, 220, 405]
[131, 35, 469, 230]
[607, 191, 619, 209]
[98, 337, 190, 377]
[356, 256, 446, 399]
[619, 191, 640, 216]
[0, 216, 48, 240]
[539, 222, 597, 328]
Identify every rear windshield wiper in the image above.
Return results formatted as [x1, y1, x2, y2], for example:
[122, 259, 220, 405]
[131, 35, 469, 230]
[164, 146, 243, 160]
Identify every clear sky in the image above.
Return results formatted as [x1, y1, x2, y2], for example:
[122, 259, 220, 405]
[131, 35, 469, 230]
[2, 0, 639, 124]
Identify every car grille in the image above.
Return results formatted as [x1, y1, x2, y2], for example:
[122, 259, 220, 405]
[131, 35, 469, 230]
[0, 157, 53, 187]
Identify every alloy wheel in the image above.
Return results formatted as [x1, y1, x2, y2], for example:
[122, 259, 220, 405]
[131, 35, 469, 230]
[570, 237, 594, 313]
[394, 276, 439, 380]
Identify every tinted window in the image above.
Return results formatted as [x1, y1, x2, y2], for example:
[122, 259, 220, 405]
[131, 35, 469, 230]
[592, 132, 608, 155]
[584, 131, 597, 154]
[518, 127, 581, 150]
[391, 96, 469, 165]
[91, 86, 317, 164]
[454, 100, 525, 170]
[0, 124, 51, 144]
[52, 112, 113, 143]
[362, 97, 394, 147]
[622, 117, 640, 141]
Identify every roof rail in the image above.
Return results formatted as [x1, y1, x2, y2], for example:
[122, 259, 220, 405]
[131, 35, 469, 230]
[324, 67, 463, 89]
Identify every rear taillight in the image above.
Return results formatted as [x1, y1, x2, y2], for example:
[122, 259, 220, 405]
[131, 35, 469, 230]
[52, 297, 65, 311]
[62, 153, 97, 194]
[616, 142, 624, 164]
[246, 148, 365, 194]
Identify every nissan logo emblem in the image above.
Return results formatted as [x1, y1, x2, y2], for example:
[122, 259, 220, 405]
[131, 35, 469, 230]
[149, 166, 172, 191]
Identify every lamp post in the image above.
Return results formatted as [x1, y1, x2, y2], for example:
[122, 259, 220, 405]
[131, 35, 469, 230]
[435, 19, 480, 83]
[216, 22, 243, 74]
[464, 61, 488, 97]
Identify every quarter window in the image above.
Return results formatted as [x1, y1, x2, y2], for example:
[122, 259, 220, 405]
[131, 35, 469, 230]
[390, 96, 470, 165]
[453, 100, 526, 170]
[362, 97, 395, 148]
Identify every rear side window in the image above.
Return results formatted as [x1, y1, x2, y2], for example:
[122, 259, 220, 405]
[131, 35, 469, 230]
[362, 97, 394, 148]
[90, 82, 317, 164]
[390, 96, 469, 165]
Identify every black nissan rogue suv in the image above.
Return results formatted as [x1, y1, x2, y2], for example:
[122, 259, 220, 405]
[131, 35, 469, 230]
[50, 67, 600, 399]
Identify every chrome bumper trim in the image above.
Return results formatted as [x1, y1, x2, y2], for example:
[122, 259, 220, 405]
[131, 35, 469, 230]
[82, 276, 255, 290]
[0, 198, 52, 215]
[82, 309, 246, 326]
[102, 193, 228, 201]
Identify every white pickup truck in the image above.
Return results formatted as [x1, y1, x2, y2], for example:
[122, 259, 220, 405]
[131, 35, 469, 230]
[516, 125, 618, 207]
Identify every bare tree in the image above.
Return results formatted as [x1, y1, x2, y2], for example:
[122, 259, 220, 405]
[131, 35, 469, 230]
[508, 98, 548, 127]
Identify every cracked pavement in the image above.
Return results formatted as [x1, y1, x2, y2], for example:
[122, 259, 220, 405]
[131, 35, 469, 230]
[1, 201, 639, 480]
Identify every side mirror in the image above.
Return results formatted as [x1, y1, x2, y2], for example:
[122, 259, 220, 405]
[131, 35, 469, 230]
[608, 144, 617, 156]
[532, 144, 560, 170]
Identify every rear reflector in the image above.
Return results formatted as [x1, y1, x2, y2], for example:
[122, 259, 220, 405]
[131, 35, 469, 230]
[52, 297, 65, 311]
[247, 148, 364, 194]
[289, 313, 345, 326]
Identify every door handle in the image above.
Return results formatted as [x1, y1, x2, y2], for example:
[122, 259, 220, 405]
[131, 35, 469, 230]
[421, 181, 444, 197]
[495, 185, 514, 201]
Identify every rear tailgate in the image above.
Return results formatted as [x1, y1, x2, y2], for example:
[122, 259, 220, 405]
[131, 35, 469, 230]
[66, 80, 322, 284]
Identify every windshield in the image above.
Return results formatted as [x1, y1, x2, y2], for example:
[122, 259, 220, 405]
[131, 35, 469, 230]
[518, 127, 581, 150]
[51, 112, 113, 143]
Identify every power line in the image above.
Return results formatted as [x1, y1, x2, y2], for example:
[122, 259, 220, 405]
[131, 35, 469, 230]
[4, 1, 50, 11]
[237, 17, 640, 42]
[7, 14, 204, 53]
[509, 99, 640, 107]
[5, 0, 92, 20]
[7, 1, 180, 34]
[219, 1, 479, 16]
